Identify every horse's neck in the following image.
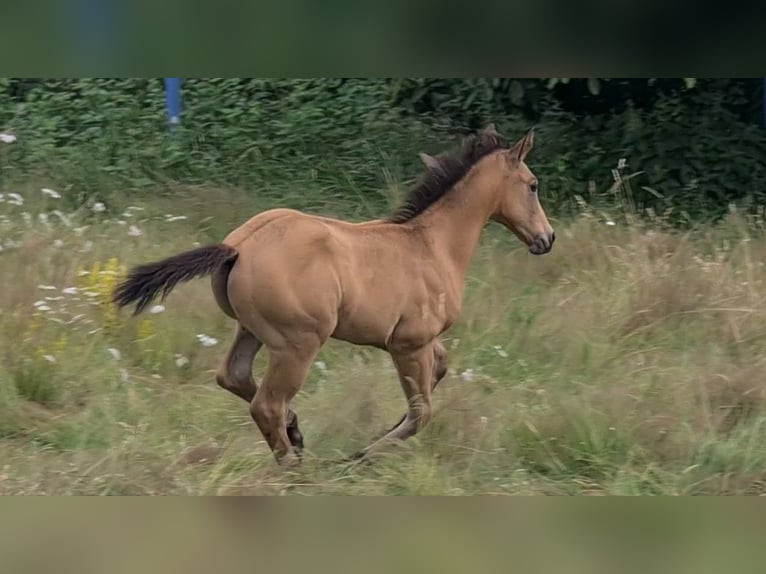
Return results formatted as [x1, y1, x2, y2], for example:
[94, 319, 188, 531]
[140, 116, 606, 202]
[419, 173, 497, 279]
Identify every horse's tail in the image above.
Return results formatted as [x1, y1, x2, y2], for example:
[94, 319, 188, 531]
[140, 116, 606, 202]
[113, 244, 239, 315]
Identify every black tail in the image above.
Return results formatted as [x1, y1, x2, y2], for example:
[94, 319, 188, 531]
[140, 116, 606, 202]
[112, 244, 238, 315]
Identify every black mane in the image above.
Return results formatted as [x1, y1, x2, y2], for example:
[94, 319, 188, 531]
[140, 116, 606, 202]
[387, 130, 509, 224]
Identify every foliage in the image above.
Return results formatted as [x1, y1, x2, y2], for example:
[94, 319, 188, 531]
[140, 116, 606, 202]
[0, 78, 764, 222]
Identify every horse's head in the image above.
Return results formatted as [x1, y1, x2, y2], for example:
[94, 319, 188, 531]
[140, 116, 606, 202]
[416, 125, 554, 255]
[486, 126, 555, 255]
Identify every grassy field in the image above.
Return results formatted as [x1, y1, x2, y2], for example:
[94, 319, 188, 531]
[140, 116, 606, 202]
[2, 181, 766, 495]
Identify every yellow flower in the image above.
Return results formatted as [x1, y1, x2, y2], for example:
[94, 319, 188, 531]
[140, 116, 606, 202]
[137, 319, 155, 342]
[75, 257, 127, 332]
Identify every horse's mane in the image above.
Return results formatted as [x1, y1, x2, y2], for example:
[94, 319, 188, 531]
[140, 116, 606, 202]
[387, 130, 509, 224]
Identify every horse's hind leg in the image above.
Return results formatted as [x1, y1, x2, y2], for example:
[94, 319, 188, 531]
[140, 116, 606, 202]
[250, 335, 321, 466]
[216, 323, 261, 402]
[216, 323, 305, 452]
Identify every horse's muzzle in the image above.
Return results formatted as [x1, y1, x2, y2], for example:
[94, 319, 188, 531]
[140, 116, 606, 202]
[529, 231, 555, 255]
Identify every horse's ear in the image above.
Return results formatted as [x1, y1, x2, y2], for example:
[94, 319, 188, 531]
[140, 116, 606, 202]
[510, 127, 534, 162]
[419, 152, 441, 170]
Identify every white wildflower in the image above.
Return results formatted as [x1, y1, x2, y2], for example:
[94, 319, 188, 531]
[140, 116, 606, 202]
[38, 213, 49, 225]
[107, 348, 121, 361]
[165, 215, 187, 222]
[196, 334, 218, 347]
[117, 220, 127, 225]
[73, 225, 89, 235]
[0, 133, 16, 144]
[460, 368, 475, 382]
[605, 220, 616, 226]
[149, 304, 165, 314]
[0, 193, 4, 202]
[8, 193, 24, 206]
[37, 285, 57, 291]
[314, 361, 327, 372]
[62, 287, 78, 295]
[493, 345, 509, 358]
[35, 304, 51, 312]
[41, 188, 61, 199]
[175, 354, 189, 368]
[127, 225, 142, 237]
[43, 355, 57, 364]
[53, 239, 64, 248]
[92, 202, 105, 213]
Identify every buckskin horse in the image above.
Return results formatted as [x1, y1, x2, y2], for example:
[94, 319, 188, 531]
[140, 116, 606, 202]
[112, 124, 555, 466]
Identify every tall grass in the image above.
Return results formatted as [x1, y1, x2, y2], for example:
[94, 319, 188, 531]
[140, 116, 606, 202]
[1, 180, 765, 495]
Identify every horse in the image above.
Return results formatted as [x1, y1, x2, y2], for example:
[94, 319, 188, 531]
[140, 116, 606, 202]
[112, 124, 555, 466]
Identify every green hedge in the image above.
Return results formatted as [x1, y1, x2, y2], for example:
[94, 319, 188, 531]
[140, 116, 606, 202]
[0, 78, 764, 222]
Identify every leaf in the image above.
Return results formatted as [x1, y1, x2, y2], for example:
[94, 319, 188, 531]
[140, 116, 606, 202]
[509, 80, 525, 106]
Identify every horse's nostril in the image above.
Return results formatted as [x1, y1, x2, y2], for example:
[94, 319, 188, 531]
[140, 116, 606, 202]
[550, 232, 556, 244]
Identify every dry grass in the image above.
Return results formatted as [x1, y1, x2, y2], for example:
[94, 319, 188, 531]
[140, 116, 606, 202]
[1, 183, 766, 495]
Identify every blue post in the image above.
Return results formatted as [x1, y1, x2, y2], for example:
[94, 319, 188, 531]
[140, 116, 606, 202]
[164, 78, 182, 126]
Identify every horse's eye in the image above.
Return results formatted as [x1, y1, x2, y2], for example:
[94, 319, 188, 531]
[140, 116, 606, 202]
[530, 182, 539, 194]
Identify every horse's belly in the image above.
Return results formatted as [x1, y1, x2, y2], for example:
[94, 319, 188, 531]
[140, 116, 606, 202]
[331, 306, 398, 350]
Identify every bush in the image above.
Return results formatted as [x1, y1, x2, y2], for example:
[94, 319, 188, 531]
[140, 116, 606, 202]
[0, 78, 764, 222]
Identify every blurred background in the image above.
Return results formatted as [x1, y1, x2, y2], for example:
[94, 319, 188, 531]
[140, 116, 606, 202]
[0, 78, 764, 223]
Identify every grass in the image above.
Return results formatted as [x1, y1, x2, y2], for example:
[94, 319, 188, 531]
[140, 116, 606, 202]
[1, 179, 766, 495]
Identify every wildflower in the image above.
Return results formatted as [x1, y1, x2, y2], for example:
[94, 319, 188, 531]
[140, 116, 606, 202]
[43, 355, 56, 363]
[196, 333, 218, 347]
[0, 133, 16, 144]
[605, 220, 616, 226]
[493, 345, 508, 358]
[165, 215, 187, 222]
[127, 225, 142, 237]
[460, 368, 475, 382]
[107, 348, 121, 361]
[41, 188, 61, 199]
[149, 304, 165, 314]
[53, 239, 64, 248]
[314, 361, 327, 372]
[175, 354, 189, 368]
[8, 193, 23, 206]
[92, 202, 105, 213]
[38, 213, 49, 225]
[37, 285, 57, 291]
